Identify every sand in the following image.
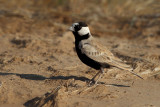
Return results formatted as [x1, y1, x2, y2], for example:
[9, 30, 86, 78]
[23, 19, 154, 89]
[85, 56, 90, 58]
[0, 0, 160, 107]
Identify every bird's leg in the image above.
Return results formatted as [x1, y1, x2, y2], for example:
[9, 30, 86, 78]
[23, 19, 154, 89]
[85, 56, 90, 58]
[90, 70, 101, 82]
[95, 68, 104, 84]
[89, 68, 104, 86]
[88, 70, 101, 86]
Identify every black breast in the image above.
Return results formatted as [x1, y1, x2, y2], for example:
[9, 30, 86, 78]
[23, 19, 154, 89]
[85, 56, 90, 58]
[73, 32, 110, 70]
[75, 41, 102, 70]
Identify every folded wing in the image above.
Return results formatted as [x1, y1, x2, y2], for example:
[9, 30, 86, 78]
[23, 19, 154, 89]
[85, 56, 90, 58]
[81, 39, 133, 71]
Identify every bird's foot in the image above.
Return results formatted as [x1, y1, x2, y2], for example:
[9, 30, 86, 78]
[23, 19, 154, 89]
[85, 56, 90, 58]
[87, 79, 96, 86]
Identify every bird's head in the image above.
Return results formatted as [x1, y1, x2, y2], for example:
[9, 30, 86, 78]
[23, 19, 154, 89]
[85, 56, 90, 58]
[69, 22, 91, 37]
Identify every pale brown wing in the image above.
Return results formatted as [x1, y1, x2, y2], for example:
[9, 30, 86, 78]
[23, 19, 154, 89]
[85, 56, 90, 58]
[81, 38, 133, 71]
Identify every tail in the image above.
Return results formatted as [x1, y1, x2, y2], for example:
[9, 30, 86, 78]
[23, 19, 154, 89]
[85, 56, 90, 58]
[128, 69, 144, 79]
[112, 60, 144, 79]
[118, 66, 143, 79]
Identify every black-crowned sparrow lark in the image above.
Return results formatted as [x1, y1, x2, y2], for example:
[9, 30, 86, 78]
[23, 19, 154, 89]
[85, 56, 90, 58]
[69, 22, 143, 85]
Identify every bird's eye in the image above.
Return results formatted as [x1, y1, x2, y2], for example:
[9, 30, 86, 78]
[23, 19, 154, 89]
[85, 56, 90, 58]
[75, 25, 81, 31]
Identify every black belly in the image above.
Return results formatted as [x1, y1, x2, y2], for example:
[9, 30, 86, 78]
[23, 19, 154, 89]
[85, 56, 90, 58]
[75, 46, 110, 70]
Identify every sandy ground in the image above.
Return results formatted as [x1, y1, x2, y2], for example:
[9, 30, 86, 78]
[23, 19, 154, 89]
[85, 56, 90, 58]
[0, 0, 160, 107]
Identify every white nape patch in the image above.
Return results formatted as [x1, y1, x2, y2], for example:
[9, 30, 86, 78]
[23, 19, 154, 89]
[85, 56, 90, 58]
[78, 27, 90, 36]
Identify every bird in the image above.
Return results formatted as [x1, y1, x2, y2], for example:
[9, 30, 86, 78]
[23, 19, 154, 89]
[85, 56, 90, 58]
[69, 22, 143, 85]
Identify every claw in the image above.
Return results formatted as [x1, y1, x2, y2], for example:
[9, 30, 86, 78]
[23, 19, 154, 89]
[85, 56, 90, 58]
[87, 79, 95, 86]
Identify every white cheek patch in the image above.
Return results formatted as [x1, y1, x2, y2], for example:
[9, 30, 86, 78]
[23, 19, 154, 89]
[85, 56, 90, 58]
[78, 27, 90, 36]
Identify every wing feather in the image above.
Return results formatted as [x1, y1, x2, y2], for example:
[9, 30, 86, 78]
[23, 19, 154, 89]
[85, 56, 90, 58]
[81, 39, 132, 71]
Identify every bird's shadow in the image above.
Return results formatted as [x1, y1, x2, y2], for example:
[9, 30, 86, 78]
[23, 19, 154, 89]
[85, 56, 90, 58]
[0, 72, 90, 82]
[0, 72, 130, 87]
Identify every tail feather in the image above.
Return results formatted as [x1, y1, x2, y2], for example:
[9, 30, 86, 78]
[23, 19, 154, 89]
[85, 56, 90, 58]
[113, 60, 133, 71]
[129, 70, 144, 80]
[113, 60, 143, 79]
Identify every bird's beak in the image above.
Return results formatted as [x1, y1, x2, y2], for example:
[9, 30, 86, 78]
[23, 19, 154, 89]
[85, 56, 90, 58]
[69, 26, 74, 31]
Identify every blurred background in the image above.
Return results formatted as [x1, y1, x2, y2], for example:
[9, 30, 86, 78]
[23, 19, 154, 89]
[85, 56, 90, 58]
[0, 1, 160, 106]
[0, 0, 159, 38]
